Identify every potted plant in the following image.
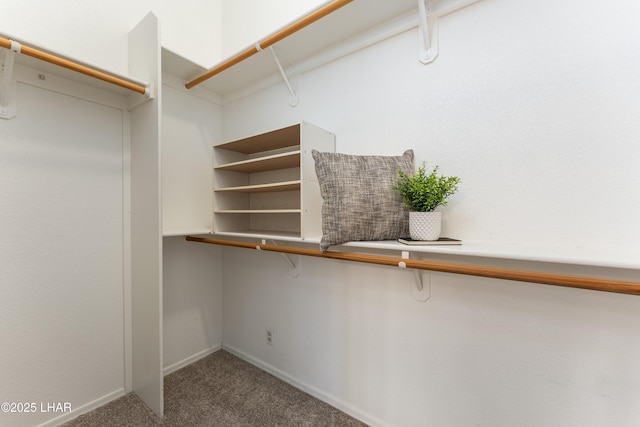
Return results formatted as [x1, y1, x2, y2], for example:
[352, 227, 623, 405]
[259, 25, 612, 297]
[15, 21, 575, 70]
[394, 163, 460, 241]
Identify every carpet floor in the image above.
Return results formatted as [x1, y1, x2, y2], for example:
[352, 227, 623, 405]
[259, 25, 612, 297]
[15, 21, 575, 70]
[63, 350, 368, 426]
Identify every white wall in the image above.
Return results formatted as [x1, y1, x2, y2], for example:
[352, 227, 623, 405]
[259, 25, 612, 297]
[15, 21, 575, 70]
[163, 237, 223, 374]
[221, 0, 325, 57]
[0, 69, 128, 427]
[222, 0, 640, 250]
[223, 251, 640, 427]
[221, 0, 640, 426]
[0, 0, 222, 73]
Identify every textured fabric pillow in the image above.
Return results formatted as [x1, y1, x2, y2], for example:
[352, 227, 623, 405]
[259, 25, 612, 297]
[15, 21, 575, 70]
[312, 149, 414, 251]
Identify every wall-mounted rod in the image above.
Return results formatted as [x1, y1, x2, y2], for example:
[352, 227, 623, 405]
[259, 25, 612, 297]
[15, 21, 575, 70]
[186, 236, 640, 296]
[0, 36, 149, 96]
[185, 0, 354, 89]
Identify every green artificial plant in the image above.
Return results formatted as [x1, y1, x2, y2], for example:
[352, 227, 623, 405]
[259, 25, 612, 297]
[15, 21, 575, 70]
[394, 163, 460, 212]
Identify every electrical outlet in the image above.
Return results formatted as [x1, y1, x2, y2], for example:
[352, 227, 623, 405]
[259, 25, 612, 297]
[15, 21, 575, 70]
[265, 328, 274, 346]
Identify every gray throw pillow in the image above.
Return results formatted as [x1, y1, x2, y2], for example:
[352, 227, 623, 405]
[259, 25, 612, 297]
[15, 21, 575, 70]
[312, 149, 414, 251]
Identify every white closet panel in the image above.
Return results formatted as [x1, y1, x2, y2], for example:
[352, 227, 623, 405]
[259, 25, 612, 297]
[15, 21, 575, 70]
[129, 12, 163, 418]
[161, 84, 219, 236]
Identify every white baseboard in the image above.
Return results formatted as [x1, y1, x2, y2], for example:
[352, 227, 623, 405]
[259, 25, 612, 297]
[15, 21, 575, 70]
[163, 344, 222, 376]
[35, 346, 221, 426]
[222, 344, 390, 427]
[37, 389, 126, 427]
[39, 344, 383, 427]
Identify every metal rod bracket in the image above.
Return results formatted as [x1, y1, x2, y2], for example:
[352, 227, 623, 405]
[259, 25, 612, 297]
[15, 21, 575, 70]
[418, 0, 438, 64]
[0, 47, 17, 119]
[401, 251, 431, 301]
[266, 240, 300, 277]
[268, 47, 299, 107]
[128, 82, 155, 111]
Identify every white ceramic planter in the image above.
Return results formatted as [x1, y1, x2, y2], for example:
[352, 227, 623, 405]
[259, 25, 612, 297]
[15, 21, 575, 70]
[409, 211, 441, 241]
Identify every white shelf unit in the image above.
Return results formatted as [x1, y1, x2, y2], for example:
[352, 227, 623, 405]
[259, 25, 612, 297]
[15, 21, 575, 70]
[213, 122, 334, 239]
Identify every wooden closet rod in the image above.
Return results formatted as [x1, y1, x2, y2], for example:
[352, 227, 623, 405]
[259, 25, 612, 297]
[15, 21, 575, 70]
[186, 236, 640, 296]
[185, 0, 354, 89]
[0, 36, 148, 95]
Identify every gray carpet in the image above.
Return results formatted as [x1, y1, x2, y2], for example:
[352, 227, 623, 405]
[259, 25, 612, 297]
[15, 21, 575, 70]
[63, 350, 368, 426]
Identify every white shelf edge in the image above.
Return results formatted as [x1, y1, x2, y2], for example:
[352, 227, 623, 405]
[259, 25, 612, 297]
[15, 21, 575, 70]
[193, 233, 640, 270]
[214, 150, 301, 170]
[214, 124, 301, 153]
[211, 230, 314, 242]
[214, 209, 301, 214]
[163, 229, 212, 237]
[214, 180, 301, 192]
[336, 240, 640, 270]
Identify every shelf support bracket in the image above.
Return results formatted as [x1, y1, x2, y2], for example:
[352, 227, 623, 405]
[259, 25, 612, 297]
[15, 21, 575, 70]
[267, 46, 299, 107]
[263, 240, 301, 277]
[400, 251, 431, 302]
[418, 0, 438, 64]
[0, 41, 19, 119]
